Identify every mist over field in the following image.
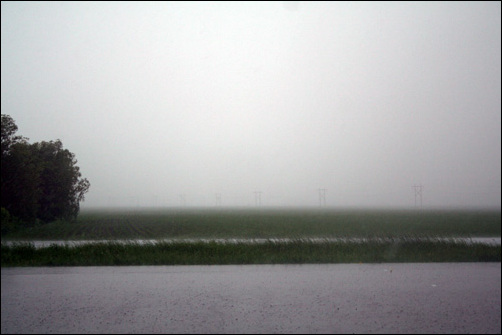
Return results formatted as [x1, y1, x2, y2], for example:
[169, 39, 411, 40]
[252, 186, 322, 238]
[1, 2, 500, 210]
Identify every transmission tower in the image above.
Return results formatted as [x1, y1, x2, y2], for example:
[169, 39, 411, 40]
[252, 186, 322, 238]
[412, 184, 423, 209]
[215, 193, 222, 207]
[318, 188, 327, 207]
[179, 194, 186, 207]
[254, 191, 262, 207]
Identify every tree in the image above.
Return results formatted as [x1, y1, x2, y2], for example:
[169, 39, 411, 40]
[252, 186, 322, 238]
[1, 114, 90, 223]
[1, 115, 37, 221]
[1, 141, 42, 221]
[34, 140, 90, 221]
[1, 114, 28, 157]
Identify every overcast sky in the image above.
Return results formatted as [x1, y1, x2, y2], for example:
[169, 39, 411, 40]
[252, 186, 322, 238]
[1, 1, 501, 209]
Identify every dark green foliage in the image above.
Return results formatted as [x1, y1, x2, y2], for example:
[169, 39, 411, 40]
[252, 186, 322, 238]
[32, 140, 90, 222]
[2, 142, 43, 222]
[1, 114, 28, 157]
[1, 114, 90, 224]
[1, 207, 19, 234]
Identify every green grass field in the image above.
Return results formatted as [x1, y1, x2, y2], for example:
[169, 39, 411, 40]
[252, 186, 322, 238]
[3, 208, 501, 240]
[1, 208, 500, 266]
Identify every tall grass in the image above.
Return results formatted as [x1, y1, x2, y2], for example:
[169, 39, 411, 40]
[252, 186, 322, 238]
[1, 239, 500, 266]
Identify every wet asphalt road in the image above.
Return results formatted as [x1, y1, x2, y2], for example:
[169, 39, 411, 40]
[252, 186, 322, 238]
[2, 263, 501, 334]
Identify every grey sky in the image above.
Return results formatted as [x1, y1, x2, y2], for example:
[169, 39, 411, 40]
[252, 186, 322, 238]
[1, 1, 500, 209]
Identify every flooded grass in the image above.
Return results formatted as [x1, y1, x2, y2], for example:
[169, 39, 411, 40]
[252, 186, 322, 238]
[1, 238, 500, 266]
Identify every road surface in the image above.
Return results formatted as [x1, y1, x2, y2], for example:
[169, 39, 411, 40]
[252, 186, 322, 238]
[2, 263, 501, 333]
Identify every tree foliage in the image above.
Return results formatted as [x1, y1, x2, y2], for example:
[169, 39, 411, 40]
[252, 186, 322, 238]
[1, 114, 27, 156]
[1, 114, 90, 224]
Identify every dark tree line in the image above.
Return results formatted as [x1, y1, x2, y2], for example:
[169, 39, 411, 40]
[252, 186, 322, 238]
[1, 114, 90, 228]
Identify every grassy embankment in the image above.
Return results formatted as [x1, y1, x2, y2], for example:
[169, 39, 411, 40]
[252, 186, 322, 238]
[2, 208, 500, 266]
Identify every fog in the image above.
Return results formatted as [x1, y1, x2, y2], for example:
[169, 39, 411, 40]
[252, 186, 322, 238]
[1, 2, 500, 209]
